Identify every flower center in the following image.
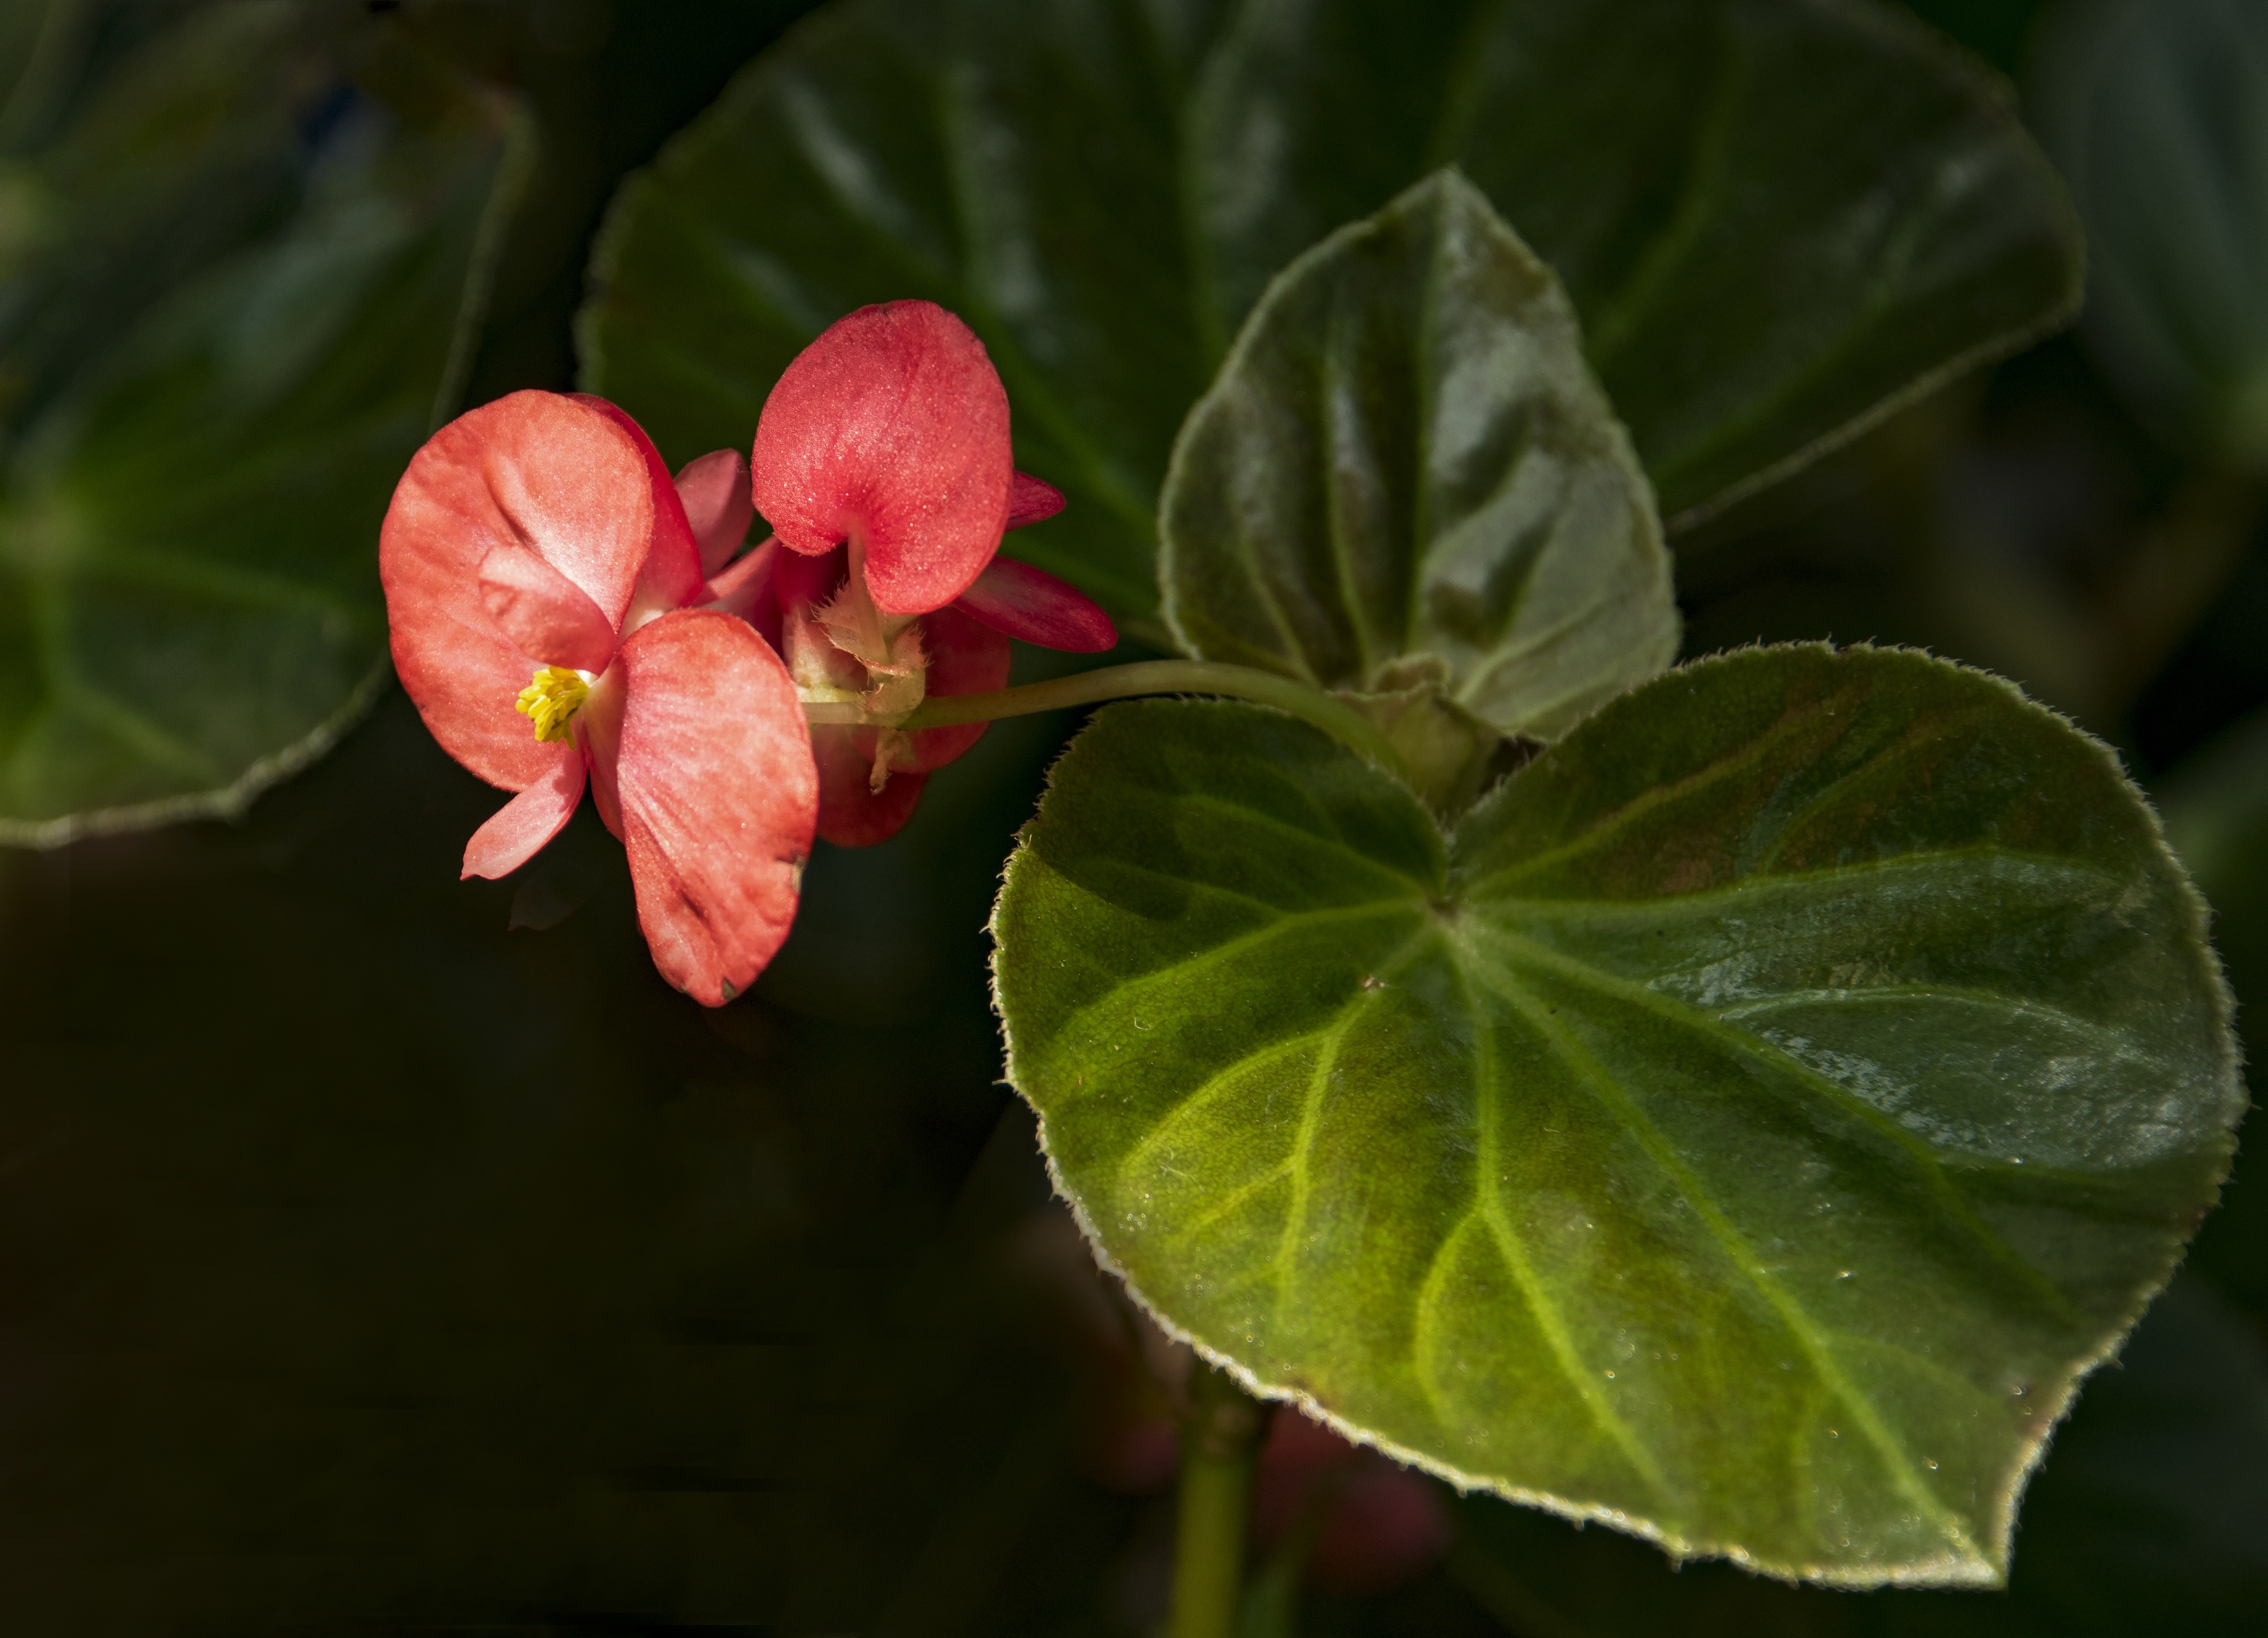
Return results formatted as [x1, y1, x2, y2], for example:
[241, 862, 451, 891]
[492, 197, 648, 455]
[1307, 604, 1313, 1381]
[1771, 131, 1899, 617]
[516, 665, 589, 744]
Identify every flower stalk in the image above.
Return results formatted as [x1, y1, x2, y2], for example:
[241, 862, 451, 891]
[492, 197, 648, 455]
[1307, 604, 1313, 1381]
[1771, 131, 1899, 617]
[802, 659, 1410, 779]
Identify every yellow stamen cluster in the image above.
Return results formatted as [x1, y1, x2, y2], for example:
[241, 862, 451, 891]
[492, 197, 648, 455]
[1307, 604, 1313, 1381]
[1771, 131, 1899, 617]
[516, 665, 588, 744]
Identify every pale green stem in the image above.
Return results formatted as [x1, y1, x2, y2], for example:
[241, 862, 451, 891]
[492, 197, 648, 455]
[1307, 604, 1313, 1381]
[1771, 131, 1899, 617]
[801, 660, 1407, 777]
[1171, 1363, 1269, 1638]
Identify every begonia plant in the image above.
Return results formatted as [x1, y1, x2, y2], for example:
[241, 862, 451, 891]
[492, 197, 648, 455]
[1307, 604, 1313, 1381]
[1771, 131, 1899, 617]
[384, 162, 2239, 1633]
[8, 2, 2259, 1635]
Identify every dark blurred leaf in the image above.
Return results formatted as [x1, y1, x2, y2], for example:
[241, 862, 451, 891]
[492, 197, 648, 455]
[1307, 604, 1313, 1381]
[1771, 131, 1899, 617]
[2030, 0, 2268, 465]
[577, 0, 2081, 623]
[578, 0, 1219, 626]
[0, 1, 528, 843]
[1192, 0, 2081, 528]
[1447, 1270, 2268, 1636]
[1160, 171, 1677, 742]
[1899, 0, 2052, 71]
[993, 649, 2241, 1583]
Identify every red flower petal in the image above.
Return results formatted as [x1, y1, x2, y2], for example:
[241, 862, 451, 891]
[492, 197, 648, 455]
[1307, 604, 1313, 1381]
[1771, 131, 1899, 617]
[675, 447, 756, 576]
[381, 391, 655, 791]
[772, 542, 880, 701]
[460, 749, 588, 880]
[572, 394, 709, 619]
[952, 555, 1118, 653]
[478, 542, 620, 673]
[610, 609, 817, 1005]
[813, 726, 930, 848]
[774, 539, 845, 612]
[750, 300, 1012, 616]
[1006, 471, 1066, 529]
[704, 537, 782, 653]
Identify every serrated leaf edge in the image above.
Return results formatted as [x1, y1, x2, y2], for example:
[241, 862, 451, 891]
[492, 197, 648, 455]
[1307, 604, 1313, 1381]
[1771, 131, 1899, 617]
[988, 642, 2244, 1588]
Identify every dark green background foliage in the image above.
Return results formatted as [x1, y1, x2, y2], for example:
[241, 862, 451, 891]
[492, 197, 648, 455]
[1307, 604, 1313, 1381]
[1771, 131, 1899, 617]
[2030, 0, 2268, 464]
[0, 0, 524, 836]
[6, 0, 2268, 1633]
[578, 0, 2078, 626]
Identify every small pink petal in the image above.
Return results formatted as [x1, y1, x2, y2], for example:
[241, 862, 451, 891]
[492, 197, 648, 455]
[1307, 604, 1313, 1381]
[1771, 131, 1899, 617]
[776, 540, 846, 610]
[751, 300, 1012, 615]
[611, 609, 817, 1004]
[461, 750, 587, 880]
[813, 726, 930, 848]
[381, 391, 655, 792]
[704, 537, 782, 652]
[774, 543, 874, 696]
[676, 447, 756, 576]
[572, 394, 709, 618]
[1006, 471, 1066, 529]
[952, 555, 1117, 653]
[891, 602, 1009, 774]
[478, 542, 620, 673]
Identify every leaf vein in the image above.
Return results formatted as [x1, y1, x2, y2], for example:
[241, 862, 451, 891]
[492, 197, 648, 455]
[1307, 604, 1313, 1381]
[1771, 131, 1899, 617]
[1478, 925, 2087, 1325]
[1458, 946, 1981, 1561]
[1457, 956, 1677, 1506]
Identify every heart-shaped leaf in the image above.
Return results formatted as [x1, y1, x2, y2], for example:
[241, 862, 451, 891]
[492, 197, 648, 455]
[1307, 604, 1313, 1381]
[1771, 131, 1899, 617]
[2030, 0, 2268, 463]
[0, 7, 528, 843]
[992, 646, 2241, 1583]
[1160, 170, 1677, 741]
[576, 0, 2080, 620]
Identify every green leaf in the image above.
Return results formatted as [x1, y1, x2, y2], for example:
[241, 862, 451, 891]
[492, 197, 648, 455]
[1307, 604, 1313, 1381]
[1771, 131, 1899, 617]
[0, 5, 529, 843]
[1190, 0, 2083, 525]
[992, 646, 2241, 1584]
[1159, 171, 1677, 742]
[1447, 1270, 2268, 1635]
[2030, 0, 2268, 464]
[577, 0, 2078, 620]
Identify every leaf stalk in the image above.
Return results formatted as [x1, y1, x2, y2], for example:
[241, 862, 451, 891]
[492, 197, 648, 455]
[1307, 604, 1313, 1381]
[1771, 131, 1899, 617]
[1169, 1363, 1269, 1638]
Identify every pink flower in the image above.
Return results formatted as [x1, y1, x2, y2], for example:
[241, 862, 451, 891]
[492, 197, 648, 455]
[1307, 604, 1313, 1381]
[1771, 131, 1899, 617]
[738, 300, 1117, 846]
[381, 390, 817, 1006]
[1250, 1411, 1451, 1597]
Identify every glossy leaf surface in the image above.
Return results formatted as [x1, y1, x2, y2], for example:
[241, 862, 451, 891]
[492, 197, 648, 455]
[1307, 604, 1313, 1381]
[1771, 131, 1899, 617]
[0, 5, 525, 843]
[2031, 0, 2268, 463]
[1449, 1270, 2268, 1633]
[993, 647, 2241, 1583]
[577, 0, 2080, 620]
[1161, 172, 1676, 740]
[1193, 0, 2081, 524]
